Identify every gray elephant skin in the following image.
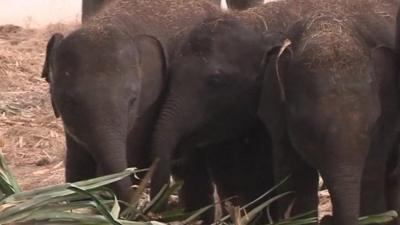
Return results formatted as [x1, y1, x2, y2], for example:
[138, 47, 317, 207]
[150, 0, 399, 224]
[149, 6, 286, 222]
[42, 0, 220, 202]
[382, 6, 400, 225]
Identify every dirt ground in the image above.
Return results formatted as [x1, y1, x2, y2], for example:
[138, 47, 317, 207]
[0, 23, 331, 218]
[0, 23, 79, 190]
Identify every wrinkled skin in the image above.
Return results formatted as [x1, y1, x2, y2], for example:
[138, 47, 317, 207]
[152, 1, 399, 225]
[150, 17, 285, 215]
[42, 0, 220, 202]
[259, 8, 397, 225]
[42, 29, 166, 202]
[172, 124, 274, 223]
[375, 7, 400, 225]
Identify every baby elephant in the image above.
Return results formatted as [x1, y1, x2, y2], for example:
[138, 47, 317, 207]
[172, 125, 274, 224]
[42, 0, 220, 202]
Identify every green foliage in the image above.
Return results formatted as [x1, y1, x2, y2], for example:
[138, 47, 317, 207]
[0, 153, 397, 225]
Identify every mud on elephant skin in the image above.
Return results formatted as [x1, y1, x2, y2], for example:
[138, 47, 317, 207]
[42, 0, 221, 202]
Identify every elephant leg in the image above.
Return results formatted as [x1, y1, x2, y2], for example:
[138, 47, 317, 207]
[177, 153, 215, 224]
[386, 144, 400, 225]
[360, 136, 390, 215]
[273, 138, 318, 221]
[65, 133, 97, 182]
[320, 162, 363, 225]
[386, 173, 400, 225]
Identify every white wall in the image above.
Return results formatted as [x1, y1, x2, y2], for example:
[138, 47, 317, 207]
[0, 0, 81, 28]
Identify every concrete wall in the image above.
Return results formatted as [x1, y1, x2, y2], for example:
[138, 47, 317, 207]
[0, 0, 81, 28]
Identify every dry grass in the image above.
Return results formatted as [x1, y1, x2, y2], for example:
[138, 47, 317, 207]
[0, 23, 78, 190]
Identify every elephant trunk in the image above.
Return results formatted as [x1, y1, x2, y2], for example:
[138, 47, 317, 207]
[150, 97, 184, 198]
[88, 115, 133, 202]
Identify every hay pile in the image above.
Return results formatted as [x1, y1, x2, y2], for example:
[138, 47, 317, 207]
[0, 23, 78, 190]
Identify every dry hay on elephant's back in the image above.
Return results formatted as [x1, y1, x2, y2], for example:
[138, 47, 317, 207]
[86, 0, 221, 46]
[232, 0, 397, 47]
[295, 11, 369, 74]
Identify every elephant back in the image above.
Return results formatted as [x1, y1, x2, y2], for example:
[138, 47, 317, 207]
[84, 0, 222, 53]
[232, 0, 397, 43]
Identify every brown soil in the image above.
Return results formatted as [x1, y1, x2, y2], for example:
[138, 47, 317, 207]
[0, 23, 78, 190]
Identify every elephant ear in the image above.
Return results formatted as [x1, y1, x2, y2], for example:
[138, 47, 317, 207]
[42, 33, 64, 118]
[42, 33, 64, 83]
[257, 33, 291, 140]
[371, 46, 399, 108]
[259, 32, 291, 89]
[134, 35, 167, 116]
[261, 32, 289, 66]
[396, 8, 400, 51]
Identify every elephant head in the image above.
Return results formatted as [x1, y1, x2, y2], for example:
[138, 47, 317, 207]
[150, 17, 285, 197]
[42, 25, 167, 201]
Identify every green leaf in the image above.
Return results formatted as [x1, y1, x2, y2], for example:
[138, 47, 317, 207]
[242, 175, 291, 211]
[0, 153, 21, 197]
[2, 168, 146, 204]
[241, 191, 293, 225]
[181, 204, 214, 224]
[145, 181, 183, 214]
[359, 210, 398, 225]
[67, 184, 122, 225]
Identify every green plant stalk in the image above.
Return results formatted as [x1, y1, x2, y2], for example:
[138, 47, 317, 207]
[67, 185, 122, 225]
[0, 153, 21, 196]
[2, 168, 147, 204]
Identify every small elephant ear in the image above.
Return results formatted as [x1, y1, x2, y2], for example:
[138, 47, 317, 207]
[134, 35, 167, 116]
[395, 8, 400, 51]
[42, 33, 64, 83]
[42, 33, 63, 118]
[260, 32, 292, 102]
[371, 46, 399, 98]
[261, 32, 290, 66]
[257, 33, 291, 139]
